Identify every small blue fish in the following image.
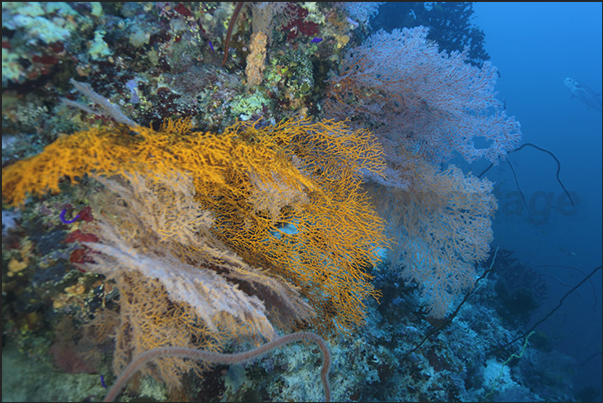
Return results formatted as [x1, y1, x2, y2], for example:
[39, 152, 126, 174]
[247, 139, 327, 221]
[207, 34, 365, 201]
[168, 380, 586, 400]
[208, 40, 214, 51]
[310, 37, 323, 44]
[100, 374, 107, 389]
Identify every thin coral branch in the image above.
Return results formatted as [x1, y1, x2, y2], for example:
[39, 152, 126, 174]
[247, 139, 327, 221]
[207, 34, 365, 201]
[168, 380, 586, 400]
[223, 2, 244, 66]
[61, 78, 139, 127]
[104, 331, 332, 402]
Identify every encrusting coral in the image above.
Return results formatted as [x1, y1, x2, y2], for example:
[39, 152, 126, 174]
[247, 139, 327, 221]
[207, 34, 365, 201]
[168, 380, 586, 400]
[246, 31, 268, 88]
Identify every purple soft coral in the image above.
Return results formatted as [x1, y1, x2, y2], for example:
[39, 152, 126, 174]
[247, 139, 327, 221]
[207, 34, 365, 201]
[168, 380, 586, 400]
[60, 209, 80, 224]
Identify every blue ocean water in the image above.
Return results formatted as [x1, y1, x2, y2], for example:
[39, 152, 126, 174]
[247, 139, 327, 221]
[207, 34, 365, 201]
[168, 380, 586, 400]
[473, 3, 602, 399]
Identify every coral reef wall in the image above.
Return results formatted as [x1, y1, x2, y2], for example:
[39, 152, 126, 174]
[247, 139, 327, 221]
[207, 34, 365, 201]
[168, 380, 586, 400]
[1, 3, 540, 402]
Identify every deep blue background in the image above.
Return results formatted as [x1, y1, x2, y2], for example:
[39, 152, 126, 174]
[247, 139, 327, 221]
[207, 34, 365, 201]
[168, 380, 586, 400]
[473, 3, 601, 398]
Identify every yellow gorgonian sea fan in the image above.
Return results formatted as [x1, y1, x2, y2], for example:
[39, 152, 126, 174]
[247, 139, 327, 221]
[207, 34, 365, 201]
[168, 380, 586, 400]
[2, 117, 389, 335]
[2, 126, 135, 206]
